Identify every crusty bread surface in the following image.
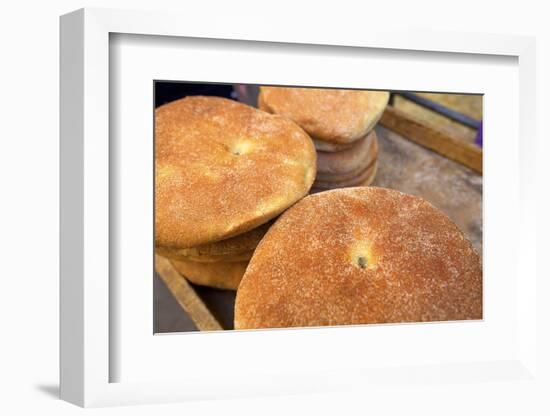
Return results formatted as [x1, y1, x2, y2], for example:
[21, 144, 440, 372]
[313, 161, 378, 189]
[316, 131, 378, 179]
[313, 138, 355, 152]
[155, 96, 316, 250]
[170, 257, 247, 290]
[235, 187, 482, 329]
[156, 222, 271, 263]
[156, 247, 253, 263]
[258, 87, 389, 144]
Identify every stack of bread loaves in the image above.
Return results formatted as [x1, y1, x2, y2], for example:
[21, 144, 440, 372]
[258, 87, 389, 191]
[155, 96, 316, 290]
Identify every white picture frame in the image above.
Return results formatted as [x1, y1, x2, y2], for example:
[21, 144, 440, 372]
[60, 7, 539, 408]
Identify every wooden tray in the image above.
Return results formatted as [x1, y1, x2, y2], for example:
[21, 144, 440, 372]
[155, 106, 483, 333]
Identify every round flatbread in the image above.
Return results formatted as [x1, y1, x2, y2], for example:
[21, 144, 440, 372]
[156, 96, 316, 250]
[313, 161, 378, 190]
[313, 139, 355, 152]
[156, 222, 271, 263]
[316, 131, 378, 179]
[316, 157, 378, 184]
[235, 187, 482, 329]
[258, 87, 389, 144]
[156, 246, 253, 263]
[170, 257, 248, 290]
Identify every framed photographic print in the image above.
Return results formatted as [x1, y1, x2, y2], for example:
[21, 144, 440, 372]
[60, 7, 540, 408]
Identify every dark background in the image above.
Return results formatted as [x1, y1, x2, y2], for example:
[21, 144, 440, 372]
[154, 82, 234, 108]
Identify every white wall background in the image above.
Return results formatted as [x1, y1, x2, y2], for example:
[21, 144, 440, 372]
[0, 1, 548, 415]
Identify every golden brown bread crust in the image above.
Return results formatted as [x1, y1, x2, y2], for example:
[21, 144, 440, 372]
[311, 164, 377, 194]
[358, 163, 378, 187]
[313, 160, 377, 189]
[170, 257, 247, 290]
[258, 87, 389, 144]
[155, 96, 316, 249]
[316, 131, 378, 178]
[156, 222, 271, 262]
[156, 247, 253, 263]
[313, 139, 354, 152]
[315, 155, 376, 183]
[235, 187, 482, 329]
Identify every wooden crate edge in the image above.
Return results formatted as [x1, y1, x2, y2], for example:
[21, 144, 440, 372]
[380, 106, 482, 174]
